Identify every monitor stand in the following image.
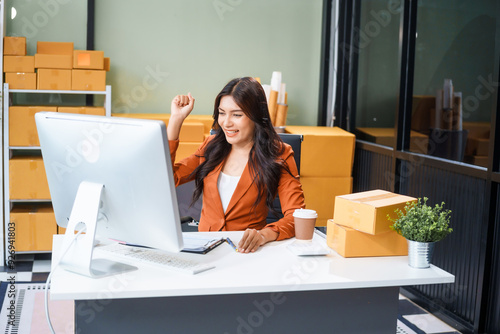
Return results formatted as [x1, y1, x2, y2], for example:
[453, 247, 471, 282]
[58, 181, 137, 278]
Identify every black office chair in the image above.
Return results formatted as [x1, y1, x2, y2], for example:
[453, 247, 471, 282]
[266, 133, 302, 223]
[178, 132, 303, 231]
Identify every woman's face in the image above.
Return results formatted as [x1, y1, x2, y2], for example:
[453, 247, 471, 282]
[218, 95, 255, 149]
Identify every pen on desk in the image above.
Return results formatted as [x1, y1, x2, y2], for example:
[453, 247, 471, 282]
[226, 238, 238, 252]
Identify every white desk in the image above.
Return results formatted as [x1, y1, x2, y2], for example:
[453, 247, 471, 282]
[51, 232, 454, 333]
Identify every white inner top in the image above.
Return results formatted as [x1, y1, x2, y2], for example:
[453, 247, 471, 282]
[218, 172, 241, 213]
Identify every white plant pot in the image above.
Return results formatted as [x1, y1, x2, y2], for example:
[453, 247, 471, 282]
[407, 239, 436, 269]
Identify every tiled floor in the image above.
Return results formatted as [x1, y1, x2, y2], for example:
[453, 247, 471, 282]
[1, 254, 462, 334]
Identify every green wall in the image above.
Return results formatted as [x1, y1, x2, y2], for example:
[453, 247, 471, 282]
[5, 0, 323, 126]
[5, 0, 87, 53]
[94, 0, 323, 126]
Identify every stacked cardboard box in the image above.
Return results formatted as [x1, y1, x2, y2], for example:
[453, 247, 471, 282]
[285, 126, 355, 226]
[11, 204, 57, 252]
[9, 106, 106, 147]
[327, 189, 417, 257]
[3, 37, 36, 89]
[3, 36, 109, 90]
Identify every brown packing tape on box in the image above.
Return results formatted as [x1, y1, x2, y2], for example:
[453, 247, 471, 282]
[333, 189, 417, 235]
[268, 90, 278, 126]
[275, 103, 288, 127]
[326, 220, 407, 257]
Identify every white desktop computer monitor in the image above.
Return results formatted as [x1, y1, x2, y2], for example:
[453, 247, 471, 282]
[35, 112, 184, 278]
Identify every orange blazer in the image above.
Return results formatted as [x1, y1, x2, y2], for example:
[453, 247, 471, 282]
[169, 136, 305, 240]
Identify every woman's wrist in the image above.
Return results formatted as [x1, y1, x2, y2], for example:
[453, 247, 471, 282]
[167, 115, 185, 140]
[260, 227, 279, 243]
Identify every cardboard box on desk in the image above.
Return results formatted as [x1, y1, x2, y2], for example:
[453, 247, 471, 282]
[35, 53, 73, 69]
[11, 204, 57, 252]
[58, 106, 105, 116]
[72, 69, 106, 91]
[4, 36, 27, 56]
[301, 176, 352, 227]
[5, 73, 37, 90]
[334, 189, 417, 235]
[37, 69, 71, 90]
[285, 126, 355, 177]
[37, 41, 74, 55]
[9, 106, 58, 146]
[10, 157, 51, 200]
[326, 219, 407, 257]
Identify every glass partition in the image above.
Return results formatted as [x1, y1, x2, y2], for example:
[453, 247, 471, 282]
[94, 0, 323, 126]
[410, 0, 497, 165]
[354, 0, 403, 149]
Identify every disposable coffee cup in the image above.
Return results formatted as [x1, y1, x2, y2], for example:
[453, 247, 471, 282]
[293, 209, 318, 240]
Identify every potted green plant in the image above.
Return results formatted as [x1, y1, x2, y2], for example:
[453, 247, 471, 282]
[388, 197, 453, 268]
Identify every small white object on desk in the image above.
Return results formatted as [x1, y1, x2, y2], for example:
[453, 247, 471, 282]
[286, 239, 331, 256]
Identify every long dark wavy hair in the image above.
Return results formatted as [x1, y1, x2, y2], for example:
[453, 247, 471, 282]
[191, 77, 292, 215]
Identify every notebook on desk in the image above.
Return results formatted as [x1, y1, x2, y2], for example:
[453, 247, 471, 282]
[116, 233, 225, 255]
[181, 233, 225, 254]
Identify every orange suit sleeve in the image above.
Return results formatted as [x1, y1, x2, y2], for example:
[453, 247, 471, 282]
[265, 144, 305, 240]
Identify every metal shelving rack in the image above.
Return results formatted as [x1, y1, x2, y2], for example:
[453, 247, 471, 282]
[2, 83, 111, 262]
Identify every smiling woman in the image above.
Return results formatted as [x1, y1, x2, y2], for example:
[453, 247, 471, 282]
[167, 77, 305, 253]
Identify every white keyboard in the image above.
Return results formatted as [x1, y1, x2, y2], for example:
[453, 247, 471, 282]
[97, 243, 215, 275]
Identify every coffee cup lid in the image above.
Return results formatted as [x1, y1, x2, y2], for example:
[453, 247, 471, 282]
[293, 208, 318, 219]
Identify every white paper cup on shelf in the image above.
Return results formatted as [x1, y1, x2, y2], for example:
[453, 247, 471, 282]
[293, 209, 318, 240]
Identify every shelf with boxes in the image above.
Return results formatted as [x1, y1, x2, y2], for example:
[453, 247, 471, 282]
[2, 83, 112, 258]
[3, 37, 110, 90]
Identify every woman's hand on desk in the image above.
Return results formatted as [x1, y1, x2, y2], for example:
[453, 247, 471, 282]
[238, 228, 278, 253]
